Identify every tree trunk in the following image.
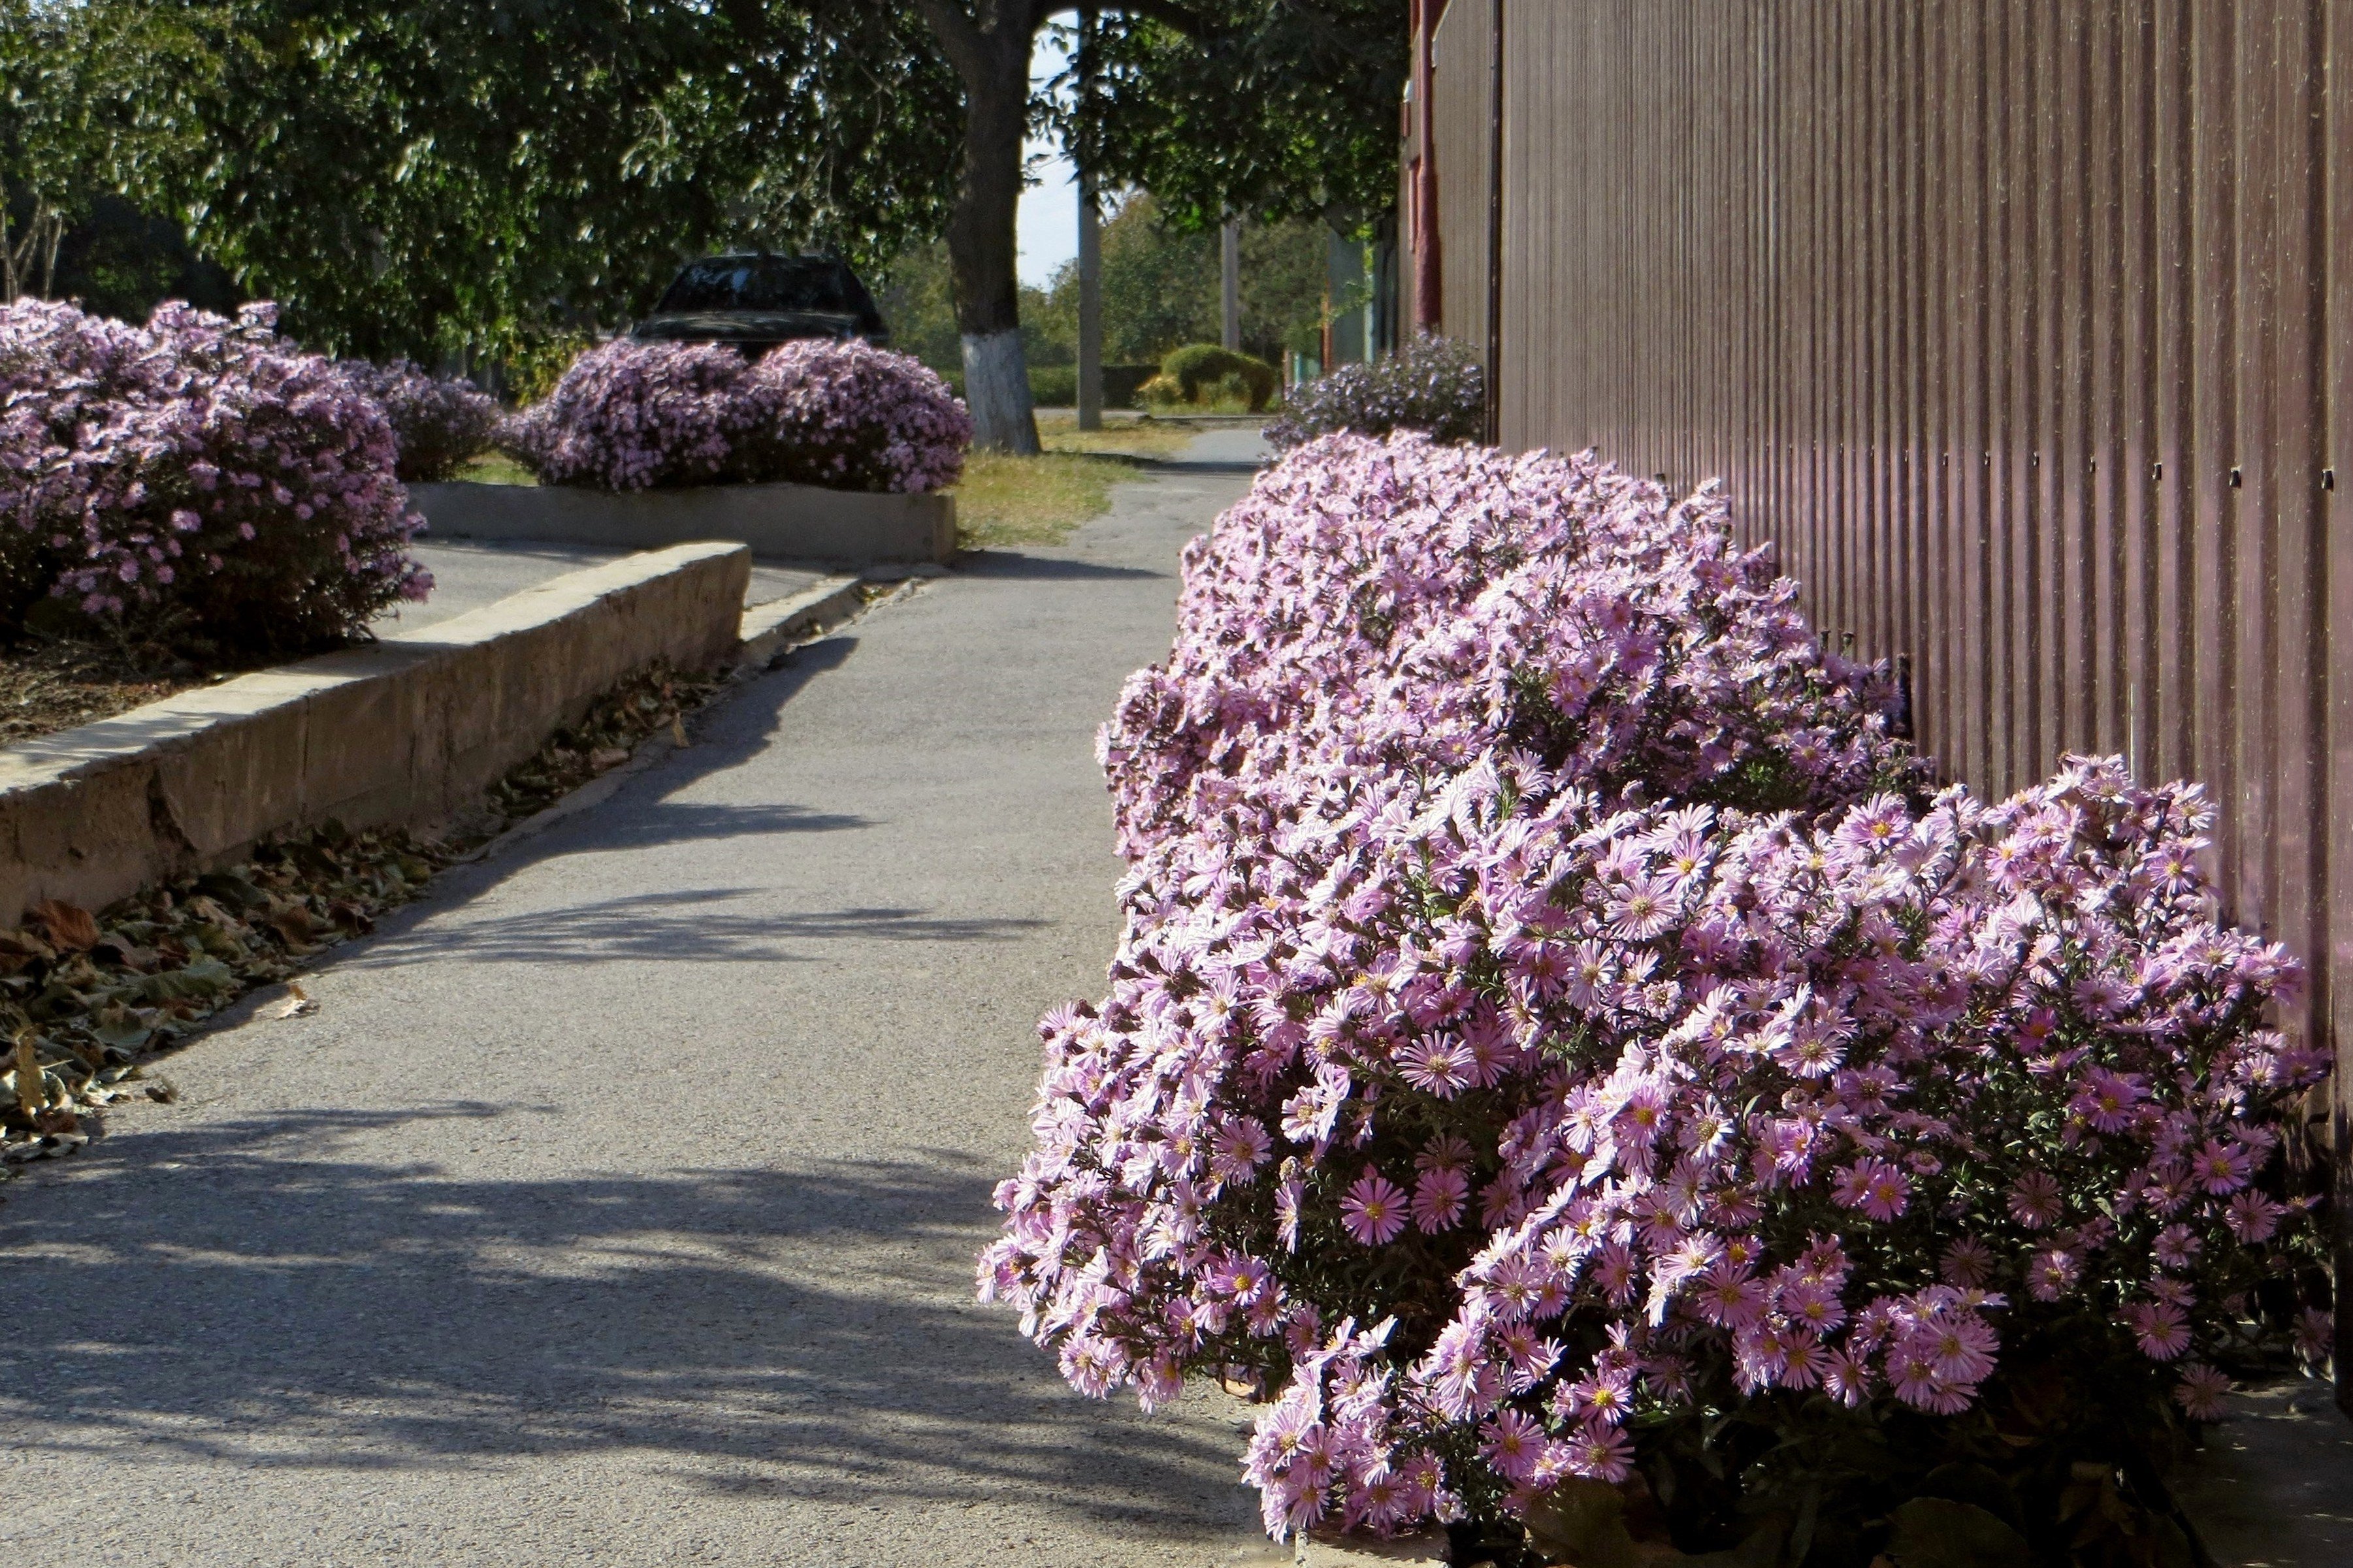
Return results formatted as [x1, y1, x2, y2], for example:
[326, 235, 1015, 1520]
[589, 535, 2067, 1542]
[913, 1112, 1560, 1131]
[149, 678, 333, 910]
[925, 5, 1041, 455]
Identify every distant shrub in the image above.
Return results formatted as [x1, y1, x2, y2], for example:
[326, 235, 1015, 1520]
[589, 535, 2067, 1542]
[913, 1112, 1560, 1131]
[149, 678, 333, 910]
[504, 330, 598, 406]
[1029, 364, 1078, 407]
[1265, 331, 1486, 448]
[502, 338, 967, 494]
[0, 298, 429, 654]
[1159, 343, 1278, 411]
[345, 360, 500, 483]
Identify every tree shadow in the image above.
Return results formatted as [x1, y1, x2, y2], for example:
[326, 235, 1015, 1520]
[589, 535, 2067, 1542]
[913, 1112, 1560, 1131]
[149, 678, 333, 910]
[952, 552, 1166, 581]
[0, 1108, 1254, 1534]
[348, 891, 1048, 967]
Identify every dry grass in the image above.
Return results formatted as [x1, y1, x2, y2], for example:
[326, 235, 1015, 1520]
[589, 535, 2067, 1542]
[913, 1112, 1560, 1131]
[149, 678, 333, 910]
[1036, 412, 1200, 462]
[952, 450, 1144, 549]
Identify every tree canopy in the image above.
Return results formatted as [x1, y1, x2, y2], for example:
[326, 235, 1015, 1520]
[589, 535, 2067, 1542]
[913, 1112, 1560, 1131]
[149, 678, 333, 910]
[3, 0, 1405, 408]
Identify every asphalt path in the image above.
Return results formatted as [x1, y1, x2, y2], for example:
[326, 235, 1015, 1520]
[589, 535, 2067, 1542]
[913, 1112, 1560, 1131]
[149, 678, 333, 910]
[0, 434, 1290, 1567]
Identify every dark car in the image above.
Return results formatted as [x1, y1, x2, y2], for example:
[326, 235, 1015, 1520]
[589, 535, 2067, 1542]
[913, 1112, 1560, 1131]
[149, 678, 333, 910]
[630, 253, 890, 358]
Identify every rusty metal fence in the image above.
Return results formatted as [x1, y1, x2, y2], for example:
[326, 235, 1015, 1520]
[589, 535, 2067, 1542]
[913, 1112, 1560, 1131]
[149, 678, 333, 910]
[1415, 0, 2353, 1343]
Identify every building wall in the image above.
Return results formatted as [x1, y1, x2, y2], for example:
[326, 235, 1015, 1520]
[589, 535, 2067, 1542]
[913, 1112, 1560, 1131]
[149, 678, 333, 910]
[1412, 0, 2353, 1368]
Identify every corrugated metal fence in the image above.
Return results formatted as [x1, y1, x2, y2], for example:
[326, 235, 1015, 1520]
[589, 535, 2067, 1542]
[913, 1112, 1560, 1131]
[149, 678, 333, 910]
[1417, 0, 2353, 1351]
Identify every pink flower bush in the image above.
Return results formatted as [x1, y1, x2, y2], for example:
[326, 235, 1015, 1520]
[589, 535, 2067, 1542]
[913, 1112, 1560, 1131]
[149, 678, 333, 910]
[981, 433, 2329, 1549]
[0, 298, 429, 652]
[734, 338, 971, 494]
[342, 359, 500, 483]
[501, 338, 967, 494]
[498, 340, 744, 492]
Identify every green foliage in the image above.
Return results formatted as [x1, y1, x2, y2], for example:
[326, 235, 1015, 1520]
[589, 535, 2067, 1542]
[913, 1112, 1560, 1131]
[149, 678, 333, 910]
[61, 0, 961, 362]
[1027, 364, 1075, 406]
[504, 332, 598, 406]
[1, 0, 215, 300]
[1158, 342, 1274, 409]
[1014, 194, 1328, 370]
[1059, 2, 1407, 234]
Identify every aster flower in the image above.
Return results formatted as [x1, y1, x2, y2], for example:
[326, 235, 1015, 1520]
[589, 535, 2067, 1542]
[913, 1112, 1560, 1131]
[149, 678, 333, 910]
[2007, 1171, 2066, 1229]
[2124, 1300, 2193, 1361]
[2171, 1364, 2233, 1422]
[973, 432, 2327, 1543]
[1341, 1172, 1409, 1245]
[1411, 1167, 1469, 1233]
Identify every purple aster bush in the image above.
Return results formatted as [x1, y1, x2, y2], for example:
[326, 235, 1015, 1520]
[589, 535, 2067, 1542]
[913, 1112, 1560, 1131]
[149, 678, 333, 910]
[498, 339, 745, 492]
[0, 298, 429, 654]
[342, 359, 500, 483]
[732, 338, 969, 493]
[501, 338, 968, 494]
[981, 433, 2330, 1558]
[1265, 333, 1487, 449]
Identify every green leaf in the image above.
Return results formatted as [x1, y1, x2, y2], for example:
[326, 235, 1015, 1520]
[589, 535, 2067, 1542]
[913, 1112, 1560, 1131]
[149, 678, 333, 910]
[1884, 1497, 2034, 1568]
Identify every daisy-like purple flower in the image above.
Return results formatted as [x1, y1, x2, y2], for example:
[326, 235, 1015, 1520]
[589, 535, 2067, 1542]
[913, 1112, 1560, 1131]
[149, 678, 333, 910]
[1340, 1171, 1408, 1245]
[1411, 1166, 1469, 1233]
[2172, 1364, 2233, 1421]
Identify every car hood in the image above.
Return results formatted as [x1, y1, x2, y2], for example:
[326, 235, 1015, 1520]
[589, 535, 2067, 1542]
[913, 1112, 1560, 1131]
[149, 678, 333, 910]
[631, 310, 862, 342]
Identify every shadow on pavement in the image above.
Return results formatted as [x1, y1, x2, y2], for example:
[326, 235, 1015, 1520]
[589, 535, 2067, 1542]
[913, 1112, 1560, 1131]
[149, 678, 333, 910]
[1130, 458, 1265, 477]
[954, 552, 1165, 581]
[351, 890, 1047, 967]
[0, 1110, 1246, 1531]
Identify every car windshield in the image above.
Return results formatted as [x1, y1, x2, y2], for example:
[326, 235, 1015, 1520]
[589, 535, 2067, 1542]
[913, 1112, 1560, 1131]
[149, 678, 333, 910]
[656, 257, 864, 315]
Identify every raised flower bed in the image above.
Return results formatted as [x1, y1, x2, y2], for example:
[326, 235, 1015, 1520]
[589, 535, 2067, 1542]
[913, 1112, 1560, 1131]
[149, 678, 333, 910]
[419, 337, 969, 566]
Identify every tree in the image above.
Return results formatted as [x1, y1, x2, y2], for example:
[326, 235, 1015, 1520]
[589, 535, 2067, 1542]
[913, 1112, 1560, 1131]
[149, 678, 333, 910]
[39, 0, 1404, 450]
[1, 0, 212, 300]
[906, 1, 1404, 452]
[73, 1, 960, 362]
[1069, 1, 1406, 236]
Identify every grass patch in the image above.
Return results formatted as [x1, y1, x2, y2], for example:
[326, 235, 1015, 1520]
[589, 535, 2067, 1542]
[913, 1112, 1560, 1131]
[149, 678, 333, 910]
[449, 451, 540, 486]
[952, 450, 1143, 549]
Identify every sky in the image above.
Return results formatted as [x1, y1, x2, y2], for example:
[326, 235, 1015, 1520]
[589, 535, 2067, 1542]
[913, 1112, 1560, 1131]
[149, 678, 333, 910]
[1015, 31, 1080, 289]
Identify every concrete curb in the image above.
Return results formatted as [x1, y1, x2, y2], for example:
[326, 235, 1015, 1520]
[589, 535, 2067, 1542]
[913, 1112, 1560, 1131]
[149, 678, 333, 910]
[736, 575, 868, 666]
[410, 479, 956, 567]
[0, 542, 752, 925]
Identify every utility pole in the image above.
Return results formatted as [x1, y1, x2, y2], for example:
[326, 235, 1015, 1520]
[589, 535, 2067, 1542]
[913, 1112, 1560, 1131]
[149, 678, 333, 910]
[1075, 5, 1103, 430]
[1220, 217, 1241, 351]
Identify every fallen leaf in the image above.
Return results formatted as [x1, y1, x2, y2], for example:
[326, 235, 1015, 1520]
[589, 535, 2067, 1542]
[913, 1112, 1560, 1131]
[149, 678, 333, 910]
[670, 714, 688, 746]
[11, 1032, 45, 1113]
[1883, 1498, 2034, 1568]
[0, 929, 56, 963]
[27, 899, 98, 953]
[589, 746, 630, 773]
[267, 905, 319, 950]
[272, 984, 318, 1020]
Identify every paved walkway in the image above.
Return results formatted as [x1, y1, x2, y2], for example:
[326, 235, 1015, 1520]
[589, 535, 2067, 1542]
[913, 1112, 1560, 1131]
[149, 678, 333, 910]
[0, 438, 1290, 1567]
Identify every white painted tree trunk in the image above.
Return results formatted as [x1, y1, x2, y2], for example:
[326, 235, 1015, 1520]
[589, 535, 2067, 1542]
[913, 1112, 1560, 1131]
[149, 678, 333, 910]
[960, 328, 1040, 455]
